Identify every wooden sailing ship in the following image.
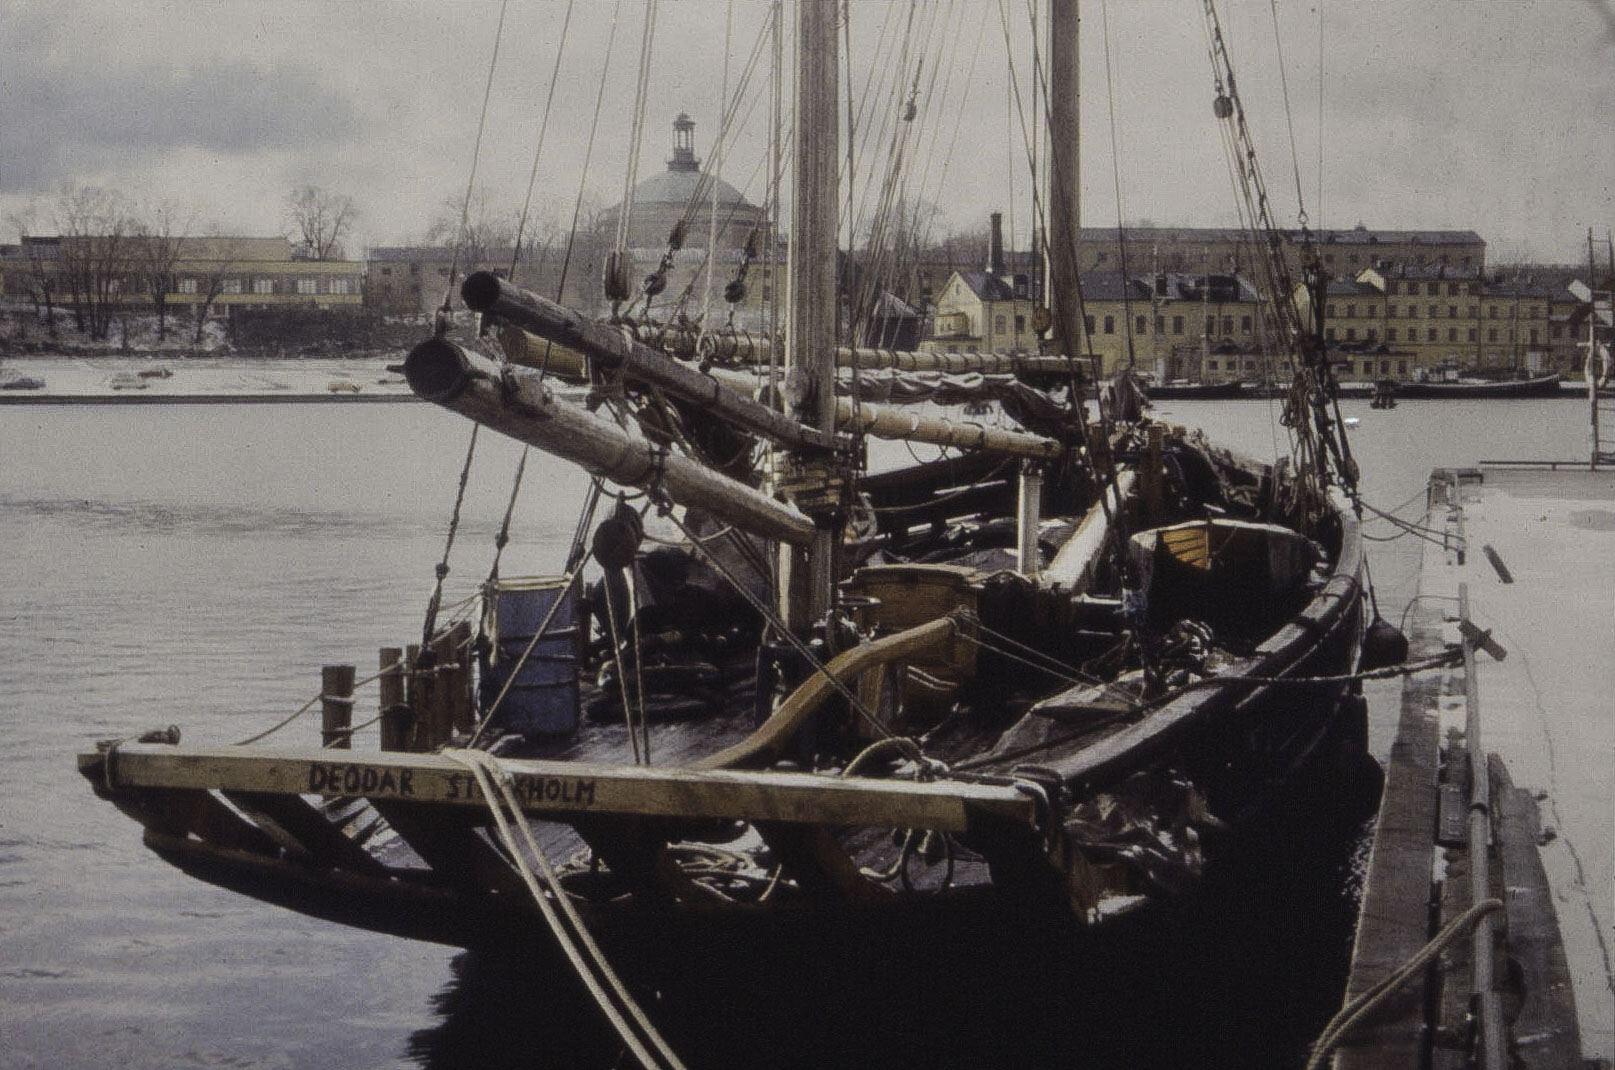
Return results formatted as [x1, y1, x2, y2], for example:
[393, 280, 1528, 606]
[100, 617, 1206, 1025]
[80, 0, 1390, 1023]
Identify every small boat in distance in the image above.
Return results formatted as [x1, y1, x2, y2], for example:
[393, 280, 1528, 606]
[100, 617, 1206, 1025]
[1395, 371, 1562, 399]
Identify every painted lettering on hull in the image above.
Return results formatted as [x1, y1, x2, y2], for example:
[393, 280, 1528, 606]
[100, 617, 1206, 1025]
[305, 762, 595, 808]
[307, 763, 415, 797]
[443, 771, 598, 808]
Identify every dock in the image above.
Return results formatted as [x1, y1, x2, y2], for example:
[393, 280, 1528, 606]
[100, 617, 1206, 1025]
[1332, 463, 1614, 1069]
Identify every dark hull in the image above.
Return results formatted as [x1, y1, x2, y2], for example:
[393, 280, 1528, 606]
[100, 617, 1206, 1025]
[1394, 372, 1562, 398]
[1144, 380, 1247, 400]
[81, 493, 1369, 949]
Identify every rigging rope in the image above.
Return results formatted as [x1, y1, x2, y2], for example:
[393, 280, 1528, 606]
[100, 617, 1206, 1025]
[442, 1, 509, 318]
[508, 0, 576, 284]
[442, 748, 687, 1070]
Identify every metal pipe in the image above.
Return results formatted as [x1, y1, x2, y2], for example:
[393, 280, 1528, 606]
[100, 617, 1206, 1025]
[1459, 582, 1505, 1070]
[404, 337, 815, 547]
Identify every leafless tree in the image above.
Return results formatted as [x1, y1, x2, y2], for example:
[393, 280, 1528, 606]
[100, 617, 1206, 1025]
[190, 232, 240, 344]
[5, 203, 60, 336]
[283, 185, 357, 260]
[134, 202, 195, 340]
[55, 184, 137, 341]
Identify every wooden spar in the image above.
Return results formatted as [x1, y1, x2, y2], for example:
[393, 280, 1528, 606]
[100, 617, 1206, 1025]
[696, 333, 1081, 376]
[697, 364, 1063, 460]
[779, 0, 842, 631]
[495, 325, 589, 382]
[403, 336, 815, 547]
[82, 743, 1038, 834]
[834, 398, 1063, 460]
[460, 272, 832, 451]
[1047, 0, 1083, 367]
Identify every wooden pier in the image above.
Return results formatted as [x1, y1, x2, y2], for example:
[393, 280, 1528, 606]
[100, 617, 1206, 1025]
[1332, 464, 1615, 1068]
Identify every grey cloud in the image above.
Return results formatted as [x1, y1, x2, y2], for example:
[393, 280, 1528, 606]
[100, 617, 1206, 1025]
[1, 41, 362, 193]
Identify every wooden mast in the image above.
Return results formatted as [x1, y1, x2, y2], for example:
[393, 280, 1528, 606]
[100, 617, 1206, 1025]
[1047, 0, 1082, 367]
[778, 0, 841, 632]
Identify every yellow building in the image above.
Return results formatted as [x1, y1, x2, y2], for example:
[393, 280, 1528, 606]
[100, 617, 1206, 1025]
[1, 234, 362, 311]
[1077, 225, 1486, 281]
[924, 270, 1040, 355]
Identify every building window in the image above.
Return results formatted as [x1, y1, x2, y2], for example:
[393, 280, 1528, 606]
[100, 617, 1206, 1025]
[1398, 360, 1408, 374]
[1205, 316, 1214, 335]
[1427, 327, 1437, 342]
[253, 278, 273, 295]
[1135, 315, 1147, 335]
[1172, 315, 1184, 334]
[1367, 328, 1378, 341]
[178, 278, 198, 294]
[1387, 305, 1397, 318]
[1447, 306, 1457, 319]
[223, 279, 242, 294]
[1102, 315, 1114, 334]
[1408, 282, 1420, 296]
[1326, 327, 1336, 340]
[1468, 328, 1476, 342]
[1489, 306, 1498, 319]
[1488, 327, 1498, 342]
[331, 279, 352, 295]
[1408, 305, 1418, 317]
[1381, 360, 1391, 375]
[1448, 327, 1458, 342]
[380, 266, 393, 276]
[1241, 315, 1252, 332]
[1427, 304, 1438, 318]
[1387, 328, 1397, 342]
[1346, 304, 1356, 318]
[1207, 360, 1218, 371]
[297, 278, 317, 295]
[1530, 328, 1539, 344]
[1326, 303, 1337, 318]
[1221, 316, 1233, 334]
[1467, 305, 1478, 318]
[994, 314, 1006, 333]
[1341, 361, 1354, 375]
[1085, 315, 1096, 335]
[1551, 324, 1562, 340]
[1447, 283, 1457, 296]
[1015, 314, 1026, 333]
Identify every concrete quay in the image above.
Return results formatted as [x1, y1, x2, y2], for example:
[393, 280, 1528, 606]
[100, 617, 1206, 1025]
[1337, 463, 1613, 1069]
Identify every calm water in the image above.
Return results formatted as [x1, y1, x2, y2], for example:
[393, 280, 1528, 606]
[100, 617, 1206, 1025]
[0, 393, 1595, 1068]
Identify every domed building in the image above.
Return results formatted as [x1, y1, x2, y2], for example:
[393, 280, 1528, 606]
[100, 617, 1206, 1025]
[596, 114, 775, 325]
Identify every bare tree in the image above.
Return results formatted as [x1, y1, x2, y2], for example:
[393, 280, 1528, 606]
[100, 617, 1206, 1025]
[134, 202, 195, 341]
[283, 186, 357, 260]
[55, 184, 137, 341]
[5, 203, 59, 336]
[190, 232, 240, 344]
[424, 186, 522, 269]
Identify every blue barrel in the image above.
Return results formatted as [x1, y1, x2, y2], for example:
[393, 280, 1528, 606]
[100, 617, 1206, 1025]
[480, 577, 582, 736]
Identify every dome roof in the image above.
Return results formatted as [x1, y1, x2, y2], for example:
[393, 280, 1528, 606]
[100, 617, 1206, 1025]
[630, 167, 753, 209]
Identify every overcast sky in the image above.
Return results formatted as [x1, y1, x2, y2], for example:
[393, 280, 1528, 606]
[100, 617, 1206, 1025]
[3, 0, 1612, 266]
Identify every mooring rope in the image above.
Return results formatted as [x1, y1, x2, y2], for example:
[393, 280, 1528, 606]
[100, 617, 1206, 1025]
[442, 748, 686, 1070]
[1304, 898, 1504, 1070]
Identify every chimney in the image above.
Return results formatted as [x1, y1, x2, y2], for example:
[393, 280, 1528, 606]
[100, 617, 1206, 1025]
[989, 212, 1006, 277]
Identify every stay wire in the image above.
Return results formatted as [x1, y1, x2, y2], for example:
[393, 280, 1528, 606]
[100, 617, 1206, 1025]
[509, 0, 576, 284]
[442, 1, 509, 317]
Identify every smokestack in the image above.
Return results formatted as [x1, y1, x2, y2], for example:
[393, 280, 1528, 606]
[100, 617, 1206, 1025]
[989, 212, 1005, 277]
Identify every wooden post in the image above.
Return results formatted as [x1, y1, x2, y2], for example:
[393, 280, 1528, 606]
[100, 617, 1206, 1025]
[405, 643, 430, 751]
[320, 665, 355, 749]
[378, 647, 410, 752]
[435, 622, 474, 736]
